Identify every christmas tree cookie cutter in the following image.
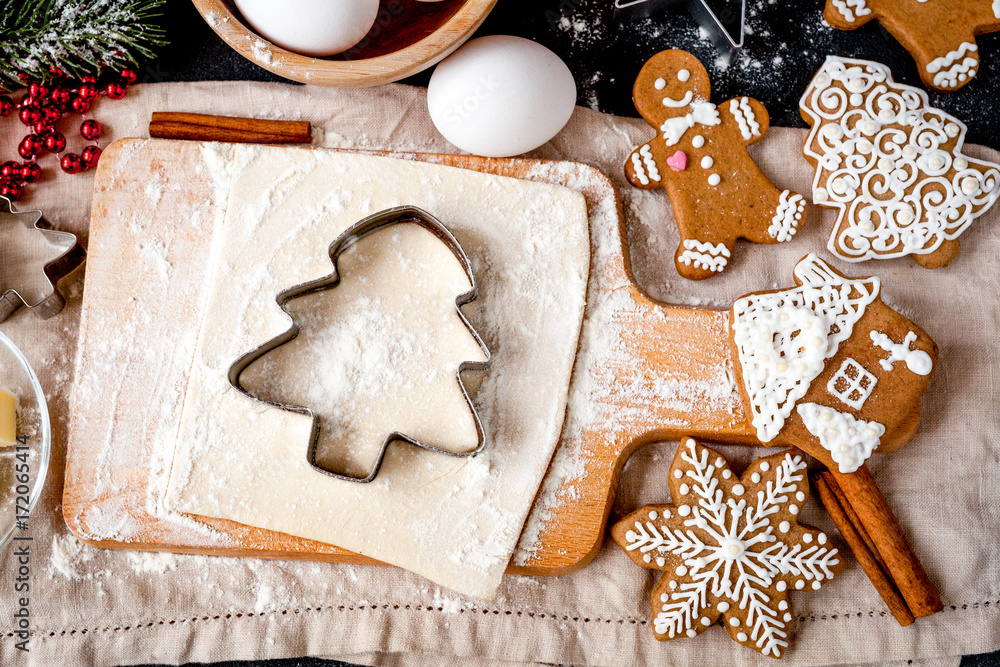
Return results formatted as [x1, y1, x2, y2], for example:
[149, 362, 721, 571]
[0, 196, 86, 324]
[613, 0, 747, 60]
[227, 205, 492, 484]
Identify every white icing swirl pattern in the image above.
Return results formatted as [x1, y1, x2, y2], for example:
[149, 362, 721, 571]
[729, 97, 761, 141]
[797, 403, 884, 473]
[732, 254, 880, 442]
[768, 191, 806, 242]
[832, 0, 871, 22]
[620, 440, 841, 657]
[800, 57, 1000, 263]
[926, 42, 978, 89]
[678, 239, 730, 273]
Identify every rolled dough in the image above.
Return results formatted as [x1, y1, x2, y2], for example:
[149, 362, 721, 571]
[164, 145, 591, 599]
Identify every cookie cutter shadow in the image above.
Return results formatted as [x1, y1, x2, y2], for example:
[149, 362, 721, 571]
[0, 196, 86, 324]
[227, 205, 492, 484]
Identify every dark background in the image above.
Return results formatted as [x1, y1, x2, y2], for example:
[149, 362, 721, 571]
[137, 0, 998, 665]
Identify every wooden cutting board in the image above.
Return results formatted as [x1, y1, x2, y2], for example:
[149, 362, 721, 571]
[63, 138, 755, 575]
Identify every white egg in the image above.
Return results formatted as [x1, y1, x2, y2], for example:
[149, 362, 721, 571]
[234, 0, 379, 57]
[427, 36, 577, 158]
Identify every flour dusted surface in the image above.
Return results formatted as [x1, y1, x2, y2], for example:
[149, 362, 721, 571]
[164, 146, 590, 599]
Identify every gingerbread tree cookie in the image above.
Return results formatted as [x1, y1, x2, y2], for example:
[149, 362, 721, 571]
[824, 0, 1000, 92]
[729, 253, 938, 474]
[624, 49, 807, 281]
[800, 57, 1000, 268]
[611, 438, 844, 658]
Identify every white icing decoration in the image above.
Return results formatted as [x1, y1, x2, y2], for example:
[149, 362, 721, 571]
[800, 57, 1000, 263]
[655, 78, 667, 90]
[678, 69, 691, 82]
[768, 190, 806, 243]
[995, 0, 1000, 19]
[832, 0, 871, 22]
[630, 153, 649, 186]
[926, 43, 978, 89]
[826, 357, 877, 410]
[701, 156, 714, 169]
[708, 173, 721, 186]
[663, 91, 694, 108]
[732, 254, 880, 442]
[622, 441, 840, 657]
[661, 101, 721, 146]
[692, 135, 705, 148]
[640, 145, 661, 182]
[729, 97, 761, 141]
[797, 403, 885, 473]
[678, 239, 731, 273]
[870, 330, 933, 375]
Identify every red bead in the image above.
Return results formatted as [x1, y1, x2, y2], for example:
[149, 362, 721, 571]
[71, 96, 92, 113]
[60, 153, 83, 174]
[44, 132, 67, 153]
[28, 82, 49, 99]
[105, 81, 127, 99]
[18, 135, 43, 159]
[19, 162, 41, 183]
[33, 122, 53, 136]
[49, 87, 71, 106]
[80, 119, 103, 141]
[42, 104, 62, 124]
[49, 66, 64, 77]
[81, 74, 97, 84]
[18, 105, 41, 126]
[0, 96, 14, 116]
[120, 69, 138, 84]
[81, 145, 102, 169]
[0, 180, 22, 201]
[77, 82, 99, 100]
[0, 161, 20, 180]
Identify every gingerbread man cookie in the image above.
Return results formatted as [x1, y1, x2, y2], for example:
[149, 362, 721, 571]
[824, 0, 1000, 93]
[729, 253, 938, 474]
[625, 50, 807, 281]
[801, 57, 1000, 268]
[611, 438, 845, 658]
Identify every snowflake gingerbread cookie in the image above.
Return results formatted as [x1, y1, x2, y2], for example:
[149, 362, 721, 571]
[729, 253, 938, 474]
[611, 438, 845, 658]
[800, 57, 1000, 268]
[624, 49, 807, 280]
[824, 0, 1000, 93]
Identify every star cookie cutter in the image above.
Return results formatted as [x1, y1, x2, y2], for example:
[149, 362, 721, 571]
[227, 206, 492, 484]
[0, 196, 86, 324]
[614, 0, 747, 60]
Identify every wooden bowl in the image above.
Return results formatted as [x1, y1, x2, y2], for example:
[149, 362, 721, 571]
[191, 0, 498, 87]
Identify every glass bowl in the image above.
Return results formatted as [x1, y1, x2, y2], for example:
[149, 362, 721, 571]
[0, 331, 51, 550]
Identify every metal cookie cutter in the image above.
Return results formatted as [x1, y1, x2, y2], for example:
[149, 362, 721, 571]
[0, 196, 86, 324]
[614, 0, 747, 62]
[227, 206, 492, 484]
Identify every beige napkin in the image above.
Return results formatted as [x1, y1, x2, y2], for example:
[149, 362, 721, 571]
[0, 81, 998, 667]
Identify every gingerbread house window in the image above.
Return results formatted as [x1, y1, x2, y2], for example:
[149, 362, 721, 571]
[827, 358, 877, 410]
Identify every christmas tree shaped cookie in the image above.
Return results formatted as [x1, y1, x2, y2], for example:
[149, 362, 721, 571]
[229, 207, 490, 483]
[612, 438, 845, 658]
[824, 0, 1000, 92]
[625, 49, 807, 280]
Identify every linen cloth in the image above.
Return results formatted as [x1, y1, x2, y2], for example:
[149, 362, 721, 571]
[0, 81, 997, 667]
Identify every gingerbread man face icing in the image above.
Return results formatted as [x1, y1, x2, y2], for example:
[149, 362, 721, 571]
[625, 50, 807, 281]
[800, 57, 1000, 268]
[824, 0, 1000, 93]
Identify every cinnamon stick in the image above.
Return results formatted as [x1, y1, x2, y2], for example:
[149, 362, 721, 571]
[148, 112, 312, 144]
[812, 472, 915, 627]
[830, 464, 943, 619]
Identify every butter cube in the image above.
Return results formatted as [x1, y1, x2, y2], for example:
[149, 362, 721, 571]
[0, 387, 18, 447]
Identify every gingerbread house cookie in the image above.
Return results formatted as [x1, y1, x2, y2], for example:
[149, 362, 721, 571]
[611, 438, 845, 658]
[800, 57, 1000, 268]
[729, 253, 937, 474]
[625, 49, 807, 281]
[824, 0, 1000, 92]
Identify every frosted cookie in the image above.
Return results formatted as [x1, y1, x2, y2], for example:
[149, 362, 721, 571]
[824, 0, 1000, 92]
[729, 253, 937, 474]
[625, 49, 807, 281]
[800, 57, 1000, 268]
[611, 438, 845, 658]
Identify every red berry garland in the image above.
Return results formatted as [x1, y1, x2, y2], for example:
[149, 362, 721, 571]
[0, 68, 132, 201]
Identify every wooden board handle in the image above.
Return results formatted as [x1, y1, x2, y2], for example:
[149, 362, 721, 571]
[149, 112, 312, 144]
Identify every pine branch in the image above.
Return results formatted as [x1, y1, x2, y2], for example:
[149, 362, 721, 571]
[0, 0, 168, 91]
